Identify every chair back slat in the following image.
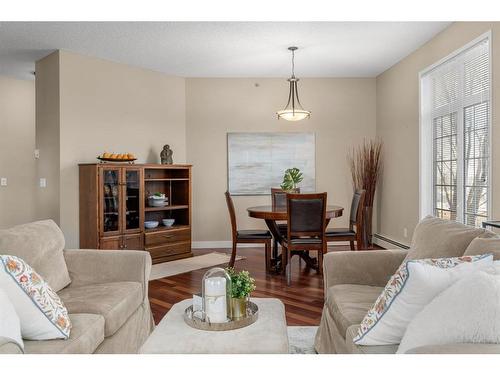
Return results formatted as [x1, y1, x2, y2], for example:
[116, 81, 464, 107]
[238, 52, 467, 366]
[224, 191, 238, 237]
[349, 189, 366, 230]
[287, 193, 327, 238]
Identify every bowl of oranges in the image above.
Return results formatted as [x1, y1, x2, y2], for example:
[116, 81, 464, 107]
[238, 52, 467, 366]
[97, 152, 137, 163]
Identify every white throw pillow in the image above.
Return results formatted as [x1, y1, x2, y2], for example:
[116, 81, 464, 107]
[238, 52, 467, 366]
[354, 254, 493, 346]
[0, 288, 23, 351]
[493, 260, 500, 274]
[397, 271, 500, 353]
[0, 255, 71, 340]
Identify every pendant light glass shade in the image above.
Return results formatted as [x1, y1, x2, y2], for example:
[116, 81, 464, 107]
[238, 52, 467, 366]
[277, 47, 311, 121]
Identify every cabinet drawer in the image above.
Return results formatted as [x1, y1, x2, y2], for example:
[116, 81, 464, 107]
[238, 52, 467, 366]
[123, 234, 143, 250]
[146, 241, 191, 260]
[144, 228, 190, 247]
[99, 236, 121, 250]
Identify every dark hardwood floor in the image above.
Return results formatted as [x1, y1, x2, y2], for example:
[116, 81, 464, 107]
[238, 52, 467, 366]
[149, 245, 380, 326]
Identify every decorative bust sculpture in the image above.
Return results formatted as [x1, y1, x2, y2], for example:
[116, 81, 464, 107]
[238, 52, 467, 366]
[160, 144, 173, 164]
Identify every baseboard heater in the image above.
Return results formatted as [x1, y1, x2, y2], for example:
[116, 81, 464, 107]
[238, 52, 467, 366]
[373, 234, 410, 250]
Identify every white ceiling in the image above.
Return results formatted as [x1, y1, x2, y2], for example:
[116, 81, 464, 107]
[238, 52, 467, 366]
[0, 22, 451, 80]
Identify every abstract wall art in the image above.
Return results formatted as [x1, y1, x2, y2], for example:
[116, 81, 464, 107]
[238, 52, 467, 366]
[227, 132, 316, 195]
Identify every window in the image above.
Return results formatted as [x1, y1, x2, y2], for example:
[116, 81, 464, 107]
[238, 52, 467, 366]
[420, 34, 491, 227]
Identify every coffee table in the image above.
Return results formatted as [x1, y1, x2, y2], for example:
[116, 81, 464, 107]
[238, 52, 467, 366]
[140, 298, 289, 354]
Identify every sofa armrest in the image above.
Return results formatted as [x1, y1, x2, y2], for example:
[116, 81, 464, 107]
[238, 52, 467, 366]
[405, 343, 500, 354]
[323, 249, 407, 291]
[63, 249, 152, 302]
[0, 340, 23, 354]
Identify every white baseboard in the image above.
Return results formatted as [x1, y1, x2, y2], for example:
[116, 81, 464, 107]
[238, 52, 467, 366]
[192, 240, 352, 249]
[193, 238, 408, 250]
[192, 241, 264, 249]
[372, 234, 409, 250]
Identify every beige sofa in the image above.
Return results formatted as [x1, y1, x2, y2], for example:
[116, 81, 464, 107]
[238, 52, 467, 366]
[315, 217, 500, 354]
[0, 220, 154, 354]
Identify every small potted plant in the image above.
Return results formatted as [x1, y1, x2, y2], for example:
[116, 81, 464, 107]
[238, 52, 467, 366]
[280, 167, 304, 192]
[225, 267, 256, 319]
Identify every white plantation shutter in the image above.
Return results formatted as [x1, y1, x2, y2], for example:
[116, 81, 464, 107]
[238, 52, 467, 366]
[421, 36, 490, 227]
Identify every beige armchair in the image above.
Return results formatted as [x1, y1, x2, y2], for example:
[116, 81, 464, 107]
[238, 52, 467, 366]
[0, 220, 153, 354]
[315, 249, 407, 354]
[315, 216, 500, 354]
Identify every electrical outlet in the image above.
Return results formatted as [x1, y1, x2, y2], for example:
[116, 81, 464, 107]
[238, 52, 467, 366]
[39, 178, 47, 188]
[403, 228, 408, 238]
[0, 177, 7, 186]
[34, 149, 40, 159]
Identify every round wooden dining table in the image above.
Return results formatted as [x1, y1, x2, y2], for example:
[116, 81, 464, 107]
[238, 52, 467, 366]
[247, 205, 344, 221]
[247, 204, 344, 272]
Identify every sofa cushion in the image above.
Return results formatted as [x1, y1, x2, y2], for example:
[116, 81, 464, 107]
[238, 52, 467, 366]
[0, 220, 70, 292]
[397, 271, 500, 354]
[0, 341, 24, 354]
[58, 281, 142, 337]
[325, 284, 383, 338]
[24, 313, 104, 354]
[354, 254, 493, 346]
[405, 216, 488, 261]
[0, 255, 71, 340]
[346, 325, 398, 354]
[404, 343, 500, 354]
[464, 236, 500, 260]
[0, 288, 23, 351]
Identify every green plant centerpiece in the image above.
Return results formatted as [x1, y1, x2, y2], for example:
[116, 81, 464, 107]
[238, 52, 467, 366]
[280, 167, 304, 192]
[225, 267, 256, 319]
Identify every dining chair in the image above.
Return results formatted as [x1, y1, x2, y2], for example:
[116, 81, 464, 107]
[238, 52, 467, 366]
[325, 189, 366, 250]
[281, 192, 327, 285]
[271, 187, 301, 207]
[270, 187, 300, 260]
[225, 191, 273, 271]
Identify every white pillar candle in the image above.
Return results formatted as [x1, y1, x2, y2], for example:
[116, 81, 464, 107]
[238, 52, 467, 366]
[204, 276, 227, 323]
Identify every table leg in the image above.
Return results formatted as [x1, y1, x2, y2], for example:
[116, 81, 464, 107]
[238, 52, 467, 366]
[293, 218, 332, 270]
[295, 251, 318, 270]
[263, 218, 333, 273]
[265, 219, 284, 274]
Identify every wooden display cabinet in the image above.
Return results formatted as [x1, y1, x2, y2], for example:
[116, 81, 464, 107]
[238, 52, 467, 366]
[79, 163, 192, 264]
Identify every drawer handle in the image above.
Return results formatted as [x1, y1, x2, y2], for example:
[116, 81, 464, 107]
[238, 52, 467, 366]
[162, 235, 174, 239]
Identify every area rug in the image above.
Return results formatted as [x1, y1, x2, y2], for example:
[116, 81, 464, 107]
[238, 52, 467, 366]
[288, 326, 318, 354]
[149, 252, 244, 280]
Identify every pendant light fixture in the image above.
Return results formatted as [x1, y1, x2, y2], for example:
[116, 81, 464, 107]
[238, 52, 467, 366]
[276, 46, 311, 121]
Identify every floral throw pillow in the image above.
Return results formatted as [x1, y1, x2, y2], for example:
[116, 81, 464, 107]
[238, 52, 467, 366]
[353, 254, 493, 346]
[0, 255, 71, 340]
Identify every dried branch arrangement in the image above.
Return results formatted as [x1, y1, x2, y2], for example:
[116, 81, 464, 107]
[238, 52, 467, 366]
[348, 139, 383, 207]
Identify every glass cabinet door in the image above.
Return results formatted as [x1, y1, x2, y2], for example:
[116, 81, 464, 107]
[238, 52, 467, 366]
[102, 168, 121, 233]
[125, 169, 141, 231]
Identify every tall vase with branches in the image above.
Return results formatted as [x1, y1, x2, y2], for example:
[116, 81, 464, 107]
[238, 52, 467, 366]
[348, 139, 382, 247]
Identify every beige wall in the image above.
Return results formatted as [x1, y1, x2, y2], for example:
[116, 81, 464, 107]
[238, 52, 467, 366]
[34, 51, 187, 247]
[35, 52, 61, 223]
[0, 76, 35, 228]
[186, 78, 376, 242]
[58, 51, 187, 247]
[25, 23, 500, 247]
[376, 22, 500, 246]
